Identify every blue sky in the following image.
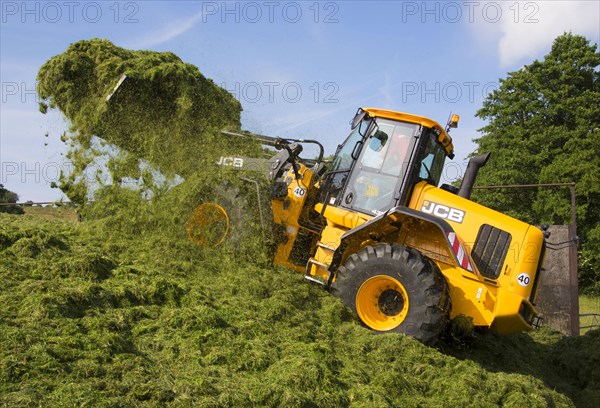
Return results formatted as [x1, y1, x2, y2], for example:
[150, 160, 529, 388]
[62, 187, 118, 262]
[1, 0, 599, 201]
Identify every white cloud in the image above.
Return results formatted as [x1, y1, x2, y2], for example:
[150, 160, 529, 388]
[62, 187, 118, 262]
[471, 1, 600, 68]
[125, 8, 205, 49]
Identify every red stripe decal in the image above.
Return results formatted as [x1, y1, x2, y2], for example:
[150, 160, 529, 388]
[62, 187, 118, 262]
[447, 232, 473, 271]
[462, 256, 470, 269]
[452, 238, 460, 254]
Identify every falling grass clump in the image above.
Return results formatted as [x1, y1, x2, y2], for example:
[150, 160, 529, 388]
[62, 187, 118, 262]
[3, 38, 597, 406]
[36, 38, 264, 221]
[37, 38, 243, 179]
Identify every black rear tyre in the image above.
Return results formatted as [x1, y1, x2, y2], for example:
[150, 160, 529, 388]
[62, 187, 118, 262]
[330, 243, 450, 344]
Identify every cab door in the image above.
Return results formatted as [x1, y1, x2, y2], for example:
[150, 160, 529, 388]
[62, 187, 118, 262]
[341, 119, 419, 216]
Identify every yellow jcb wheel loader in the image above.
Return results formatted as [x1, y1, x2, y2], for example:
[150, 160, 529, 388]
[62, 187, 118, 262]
[195, 107, 547, 344]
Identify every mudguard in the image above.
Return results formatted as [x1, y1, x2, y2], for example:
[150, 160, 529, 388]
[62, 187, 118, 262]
[328, 206, 475, 282]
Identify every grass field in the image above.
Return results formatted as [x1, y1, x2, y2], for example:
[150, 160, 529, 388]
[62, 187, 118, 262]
[580, 295, 600, 334]
[23, 205, 79, 222]
[1, 211, 599, 407]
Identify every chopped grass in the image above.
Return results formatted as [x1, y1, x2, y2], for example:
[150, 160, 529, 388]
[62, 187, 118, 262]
[2, 213, 598, 407]
[19, 38, 598, 407]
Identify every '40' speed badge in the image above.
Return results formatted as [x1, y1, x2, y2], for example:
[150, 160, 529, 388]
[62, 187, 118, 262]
[293, 186, 306, 198]
[517, 273, 531, 287]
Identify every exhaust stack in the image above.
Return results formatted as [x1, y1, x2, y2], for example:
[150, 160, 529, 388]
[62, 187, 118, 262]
[458, 153, 491, 199]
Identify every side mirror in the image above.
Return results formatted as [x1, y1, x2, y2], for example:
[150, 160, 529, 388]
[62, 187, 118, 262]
[373, 130, 388, 146]
[368, 130, 388, 152]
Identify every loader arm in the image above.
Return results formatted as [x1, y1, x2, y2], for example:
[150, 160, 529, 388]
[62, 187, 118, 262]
[220, 130, 325, 168]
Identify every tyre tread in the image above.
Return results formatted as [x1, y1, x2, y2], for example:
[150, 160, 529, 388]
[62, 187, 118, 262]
[331, 242, 450, 344]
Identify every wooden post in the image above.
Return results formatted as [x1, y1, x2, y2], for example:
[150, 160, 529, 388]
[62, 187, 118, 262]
[569, 185, 580, 335]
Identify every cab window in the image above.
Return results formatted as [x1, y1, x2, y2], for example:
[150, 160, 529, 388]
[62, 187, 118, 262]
[320, 119, 372, 205]
[343, 119, 418, 215]
[417, 130, 446, 187]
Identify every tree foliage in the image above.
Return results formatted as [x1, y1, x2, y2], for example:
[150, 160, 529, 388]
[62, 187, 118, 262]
[0, 184, 24, 215]
[472, 33, 600, 294]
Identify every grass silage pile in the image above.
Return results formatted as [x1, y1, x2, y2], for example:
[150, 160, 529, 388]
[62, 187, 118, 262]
[4, 213, 598, 407]
[1, 39, 598, 407]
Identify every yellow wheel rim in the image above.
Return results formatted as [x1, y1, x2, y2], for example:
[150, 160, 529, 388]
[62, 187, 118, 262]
[185, 203, 229, 247]
[356, 275, 409, 331]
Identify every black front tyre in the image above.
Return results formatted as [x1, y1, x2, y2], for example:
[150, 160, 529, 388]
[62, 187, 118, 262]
[330, 243, 450, 345]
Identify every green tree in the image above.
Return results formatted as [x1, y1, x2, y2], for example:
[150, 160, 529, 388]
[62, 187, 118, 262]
[0, 184, 24, 215]
[472, 33, 600, 294]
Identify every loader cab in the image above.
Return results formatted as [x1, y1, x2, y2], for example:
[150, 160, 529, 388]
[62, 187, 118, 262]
[320, 108, 451, 217]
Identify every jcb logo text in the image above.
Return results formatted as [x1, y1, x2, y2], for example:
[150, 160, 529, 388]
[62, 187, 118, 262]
[421, 201, 465, 224]
[217, 156, 244, 169]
